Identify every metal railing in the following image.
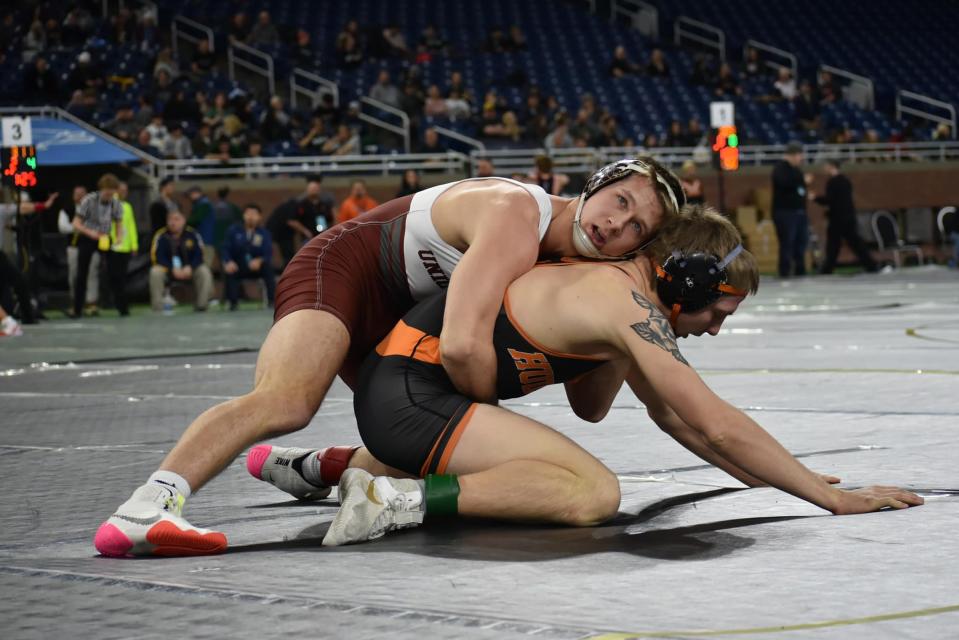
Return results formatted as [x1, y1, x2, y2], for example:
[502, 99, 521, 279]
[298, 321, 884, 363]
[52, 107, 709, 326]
[432, 126, 485, 154]
[611, 0, 659, 41]
[896, 90, 956, 140]
[744, 40, 798, 79]
[820, 64, 874, 111]
[358, 96, 411, 154]
[290, 68, 339, 111]
[171, 15, 214, 64]
[674, 16, 725, 62]
[228, 41, 275, 98]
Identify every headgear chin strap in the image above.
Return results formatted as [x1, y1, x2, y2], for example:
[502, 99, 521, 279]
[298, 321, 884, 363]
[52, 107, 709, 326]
[655, 244, 748, 328]
[572, 158, 684, 259]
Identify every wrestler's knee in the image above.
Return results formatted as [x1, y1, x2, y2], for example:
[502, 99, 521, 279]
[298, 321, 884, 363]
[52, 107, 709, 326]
[242, 388, 319, 437]
[564, 468, 621, 527]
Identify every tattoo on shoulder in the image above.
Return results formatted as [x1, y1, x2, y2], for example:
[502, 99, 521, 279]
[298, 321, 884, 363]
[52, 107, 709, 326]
[629, 291, 689, 366]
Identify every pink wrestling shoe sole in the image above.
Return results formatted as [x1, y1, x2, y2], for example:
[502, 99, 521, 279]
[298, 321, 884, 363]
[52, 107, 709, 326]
[246, 444, 273, 480]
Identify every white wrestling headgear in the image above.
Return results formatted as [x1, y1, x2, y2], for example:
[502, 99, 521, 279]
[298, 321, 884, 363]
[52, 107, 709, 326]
[572, 158, 685, 259]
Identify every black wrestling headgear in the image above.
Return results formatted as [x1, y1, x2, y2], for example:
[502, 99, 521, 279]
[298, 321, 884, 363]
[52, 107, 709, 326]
[655, 244, 747, 326]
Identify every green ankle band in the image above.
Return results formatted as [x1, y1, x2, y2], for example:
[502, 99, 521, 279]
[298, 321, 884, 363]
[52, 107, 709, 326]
[424, 474, 460, 516]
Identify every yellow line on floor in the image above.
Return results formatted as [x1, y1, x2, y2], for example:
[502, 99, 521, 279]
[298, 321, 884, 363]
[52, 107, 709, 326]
[587, 603, 959, 638]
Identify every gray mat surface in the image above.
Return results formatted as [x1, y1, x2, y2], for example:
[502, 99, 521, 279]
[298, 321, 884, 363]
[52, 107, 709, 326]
[1, 267, 957, 639]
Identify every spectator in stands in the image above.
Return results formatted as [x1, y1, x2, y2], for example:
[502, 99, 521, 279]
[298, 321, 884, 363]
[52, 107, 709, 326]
[149, 177, 178, 233]
[370, 70, 402, 110]
[596, 114, 623, 147]
[609, 45, 640, 78]
[204, 91, 230, 136]
[771, 142, 812, 277]
[665, 120, 686, 147]
[313, 92, 342, 128]
[335, 22, 364, 68]
[267, 176, 334, 267]
[337, 180, 379, 223]
[23, 21, 46, 63]
[570, 108, 599, 146]
[298, 116, 330, 152]
[714, 63, 742, 97]
[424, 84, 449, 118]
[794, 80, 822, 134]
[107, 182, 138, 316]
[153, 48, 179, 81]
[152, 69, 175, 106]
[933, 123, 952, 141]
[475, 157, 496, 177]
[259, 95, 292, 142]
[680, 160, 705, 205]
[743, 46, 763, 78]
[135, 129, 160, 156]
[59, 186, 99, 314]
[208, 137, 233, 163]
[134, 93, 155, 128]
[191, 39, 217, 78]
[646, 48, 670, 78]
[446, 70, 473, 101]
[23, 56, 60, 104]
[68, 51, 103, 93]
[685, 117, 706, 147]
[212, 186, 241, 250]
[61, 7, 94, 48]
[228, 12, 250, 46]
[483, 111, 522, 143]
[149, 209, 213, 312]
[382, 25, 410, 59]
[164, 124, 193, 160]
[185, 186, 215, 268]
[396, 170, 423, 197]
[105, 104, 139, 142]
[192, 123, 215, 158]
[528, 155, 569, 195]
[321, 124, 360, 156]
[689, 54, 712, 86]
[812, 159, 877, 274]
[485, 27, 508, 54]
[164, 88, 201, 129]
[507, 25, 528, 51]
[774, 67, 797, 101]
[66, 89, 97, 121]
[222, 203, 275, 311]
[818, 71, 840, 105]
[249, 11, 279, 47]
[544, 113, 574, 149]
[137, 12, 160, 54]
[71, 174, 125, 319]
[110, 7, 136, 45]
[420, 23, 447, 54]
[294, 29, 315, 69]
[244, 139, 267, 179]
[416, 127, 446, 156]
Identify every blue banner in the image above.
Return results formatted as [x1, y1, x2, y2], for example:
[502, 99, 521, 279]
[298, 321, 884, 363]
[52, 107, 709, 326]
[0, 117, 142, 166]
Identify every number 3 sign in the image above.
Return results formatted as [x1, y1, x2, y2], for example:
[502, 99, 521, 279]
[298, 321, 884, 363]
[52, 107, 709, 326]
[2, 117, 33, 148]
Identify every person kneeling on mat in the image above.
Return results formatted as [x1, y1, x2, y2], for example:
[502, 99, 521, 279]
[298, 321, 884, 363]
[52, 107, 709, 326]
[251, 204, 923, 545]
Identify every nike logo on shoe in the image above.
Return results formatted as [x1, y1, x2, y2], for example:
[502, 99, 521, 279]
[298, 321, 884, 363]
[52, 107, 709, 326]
[114, 513, 162, 526]
[273, 457, 290, 467]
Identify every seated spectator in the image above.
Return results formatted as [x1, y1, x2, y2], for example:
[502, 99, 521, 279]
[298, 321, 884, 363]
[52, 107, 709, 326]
[544, 113, 574, 149]
[221, 203, 275, 311]
[164, 88, 202, 128]
[267, 176, 335, 266]
[685, 118, 706, 146]
[244, 139, 267, 178]
[446, 89, 472, 121]
[382, 25, 410, 58]
[149, 209, 213, 312]
[774, 67, 797, 100]
[23, 21, 46, 63]
[191, 39, 217, 77]
[609, 45, 640, 77]
[714, 63, 742, 96]
[596, 114, 623, 147]
[506, 25, 528, 51]
[482, 110, 522, 142]
[643, 133, 660, 148]
[137, 13, 160, 54]
[153, 48, 179, 81]
[66, 88, 98, 121]
[646, 48, 670, 78]
[416, 127, 447, 155]
[680, 160, 705, 205]
[248, 11, 279, 47]
[134, 93, 155, 128]
[104, 105, 138, 142]
[420, 23, 446, 53]
[321, 124, 360, 156]
[259, 95, 292, 142]
[337, 180, 379, 223]
[665, 120, 686, 147]
[818, 70, 840, 104]
[294, 29, 315, 68]
[689, 54, 712, 86]
[485, 27, 507, 54]
[396, 169, 423, 197]
[743, 46, 763, 78]
[206, 137, 233, 163]
[446, 71, 472, 102]
[192, 123, 215, 158]
[61, 7, 93, 48]
[335, 22, 364, 68]
[110, 7, 136, 45]
[313, 93, 342, 128]
[68, 51, 103, 93]
[23, 56, 61, 104]
[370, 70, 401, 109]
[228, 12, 250, 46]
[794, 80, 821, 132]
[298, 116, 329, 152]
[204, 91, 230, 133]
[570, 108, 600, 146]
[136, 129, 161, 156]
[164, 124, 193, 160]
[152, 69, 175, 106]
[424, 84, 448, 118]
[528, 155, 569, 195]
[475, 157, 496, 177]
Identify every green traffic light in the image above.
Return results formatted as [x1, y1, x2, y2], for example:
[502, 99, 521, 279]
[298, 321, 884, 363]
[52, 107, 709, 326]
[728, 133, 739, 147]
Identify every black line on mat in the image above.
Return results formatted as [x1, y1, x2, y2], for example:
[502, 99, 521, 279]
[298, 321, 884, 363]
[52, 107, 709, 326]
[43, 347, 258, 366]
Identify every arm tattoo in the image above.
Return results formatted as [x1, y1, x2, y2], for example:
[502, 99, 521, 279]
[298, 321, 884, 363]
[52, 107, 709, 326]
[629, 291, 689, 366]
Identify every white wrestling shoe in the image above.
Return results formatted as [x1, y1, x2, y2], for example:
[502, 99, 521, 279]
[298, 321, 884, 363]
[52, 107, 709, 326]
[246, 444, 333, 501]
[322, 469, 424, 546]
[93, 483, 227, 557]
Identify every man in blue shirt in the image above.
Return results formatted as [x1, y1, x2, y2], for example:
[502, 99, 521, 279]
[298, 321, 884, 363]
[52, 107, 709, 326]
[221, 203, 275, 311]
[149, 209, 213, 312]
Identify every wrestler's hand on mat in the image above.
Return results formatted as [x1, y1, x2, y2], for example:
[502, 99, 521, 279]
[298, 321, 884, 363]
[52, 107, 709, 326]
[832, 486, 924, 515]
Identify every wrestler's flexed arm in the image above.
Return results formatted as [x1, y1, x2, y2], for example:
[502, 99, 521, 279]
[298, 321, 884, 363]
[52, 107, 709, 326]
[601, 288, 922, 515]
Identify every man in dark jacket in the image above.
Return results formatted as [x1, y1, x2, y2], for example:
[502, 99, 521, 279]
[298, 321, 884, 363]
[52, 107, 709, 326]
[149, 210, 213, 311]
[221, 204, 275, 310]
[771, 142, 811, 277]
[266, 176, 335, 268]
[813, 160, 877, 274]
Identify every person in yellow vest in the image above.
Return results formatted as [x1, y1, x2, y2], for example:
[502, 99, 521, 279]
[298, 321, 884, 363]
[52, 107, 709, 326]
[108, 181, 138, 316]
